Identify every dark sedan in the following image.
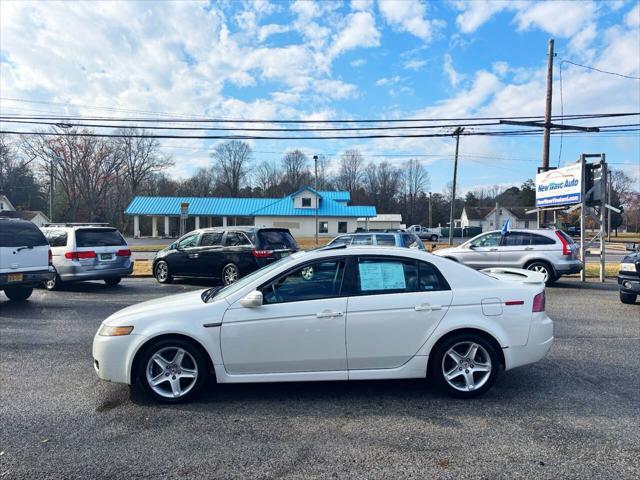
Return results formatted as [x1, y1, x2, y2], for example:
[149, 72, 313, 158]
[153, 227, 299, 285]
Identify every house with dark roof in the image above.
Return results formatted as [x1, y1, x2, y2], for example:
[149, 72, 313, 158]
[125, 186, 376, 238]
[0, 193, 50, 226]
[460, 204, 538, 231]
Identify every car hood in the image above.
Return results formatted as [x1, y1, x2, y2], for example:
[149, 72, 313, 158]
[103, 289, 224, 327]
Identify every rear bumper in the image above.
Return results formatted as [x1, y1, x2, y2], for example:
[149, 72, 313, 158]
[57, 263, 133, 282]
[554, 260, 583, 275]
[504, 312, 553, 370]
[618, 274, 640, 293]
[0, 268, 55, 288]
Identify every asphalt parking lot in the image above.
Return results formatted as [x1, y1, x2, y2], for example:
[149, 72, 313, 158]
[1, 278, 638, 479]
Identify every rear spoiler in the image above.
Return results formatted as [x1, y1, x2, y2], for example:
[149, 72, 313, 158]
[480, 267, 545, 285]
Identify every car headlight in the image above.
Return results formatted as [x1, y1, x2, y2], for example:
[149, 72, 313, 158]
[619, 262, 637, 273]
[98, 324, 134, 336]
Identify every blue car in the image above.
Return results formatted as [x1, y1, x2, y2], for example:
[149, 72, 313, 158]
[327, 232, 425, 250]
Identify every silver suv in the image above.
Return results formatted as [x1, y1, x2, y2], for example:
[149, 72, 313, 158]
[433, 229, 581, 285]
[41, 224, 133, 290]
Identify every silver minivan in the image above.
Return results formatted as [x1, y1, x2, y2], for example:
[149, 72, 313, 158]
[433, 229, 582, 285]
[41, 224, 133, 290]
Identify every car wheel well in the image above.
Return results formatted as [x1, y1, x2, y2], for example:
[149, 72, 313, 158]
[130, 333, 215, 384]
[427, 328, 505, 377]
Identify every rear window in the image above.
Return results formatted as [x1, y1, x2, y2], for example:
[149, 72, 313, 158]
[43, 229, 68, 247]
[76, 228, 126, 247]
[530, 234, 556, 245]
[0, 221, 48, 248]
[257, 230, 297, 250]
[375, 234, 396, 246]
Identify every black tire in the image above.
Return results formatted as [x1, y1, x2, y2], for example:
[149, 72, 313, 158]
[45, 274, 61, 291]
[620, 291, 637, 304]
[154, 260, 173, 284]
[137, 338, 208, 404]
[104, 277, 122, 286]
[431, 332, 500, 399]
[4, 286, 33, 301]
[221, 263, 239, 286]
[526, 261, 556, 286]
[430, 235, 438, 242]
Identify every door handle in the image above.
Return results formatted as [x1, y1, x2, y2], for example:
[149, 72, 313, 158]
[415, 303, 442, 312]
[316, 310, 343, 318]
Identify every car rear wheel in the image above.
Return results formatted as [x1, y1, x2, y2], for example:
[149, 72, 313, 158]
[222, 263, 239, 286]
[429, 235, 438, 242]
[138, 339, 207, 403]
[104, 277, 121, 286]
[431, 332, 500, 399]
[4, 286, 33, 301]
[45, 273, 60, 291]
[154, 260, 173, 284]
[620, 291, 637, 304]
[526, 261, 555, 285]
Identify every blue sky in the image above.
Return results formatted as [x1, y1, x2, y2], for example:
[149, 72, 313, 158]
[1, 0, 639, 194]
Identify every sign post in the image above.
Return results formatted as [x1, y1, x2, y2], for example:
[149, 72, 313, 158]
[179, 202, 189, 238]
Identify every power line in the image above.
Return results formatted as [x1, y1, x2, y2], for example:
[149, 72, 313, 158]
[560, 59, 640, 80]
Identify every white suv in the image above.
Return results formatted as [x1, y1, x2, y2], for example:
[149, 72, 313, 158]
[0, 218, 54, 301]
[41, 224, 133, 290]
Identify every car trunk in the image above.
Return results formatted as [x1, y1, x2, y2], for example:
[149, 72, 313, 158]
[74, 228, 130, 271]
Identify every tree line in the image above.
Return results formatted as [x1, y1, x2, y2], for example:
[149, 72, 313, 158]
[0, 128, 637, 233]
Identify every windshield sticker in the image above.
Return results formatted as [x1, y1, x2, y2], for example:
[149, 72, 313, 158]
[359, 262, 406, 291]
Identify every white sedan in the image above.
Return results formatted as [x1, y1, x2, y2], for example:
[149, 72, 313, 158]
[93, 246, 553, 403]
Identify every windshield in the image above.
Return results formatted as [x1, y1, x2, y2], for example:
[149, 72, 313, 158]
[202, 251, 306, 303]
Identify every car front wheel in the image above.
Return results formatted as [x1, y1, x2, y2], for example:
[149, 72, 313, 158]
[430, 235, 438, 242]
[138, 339, 208, 403]
[620, 291, 637, 304]
[3, 286, 33, 301]
[154, 260, 173, 284]
[431, 333, 500, 398]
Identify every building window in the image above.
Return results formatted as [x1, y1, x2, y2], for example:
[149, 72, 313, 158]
[338, 221, 347, 233]
[319, 221, 328, 233]
[302, 197, 312, 207]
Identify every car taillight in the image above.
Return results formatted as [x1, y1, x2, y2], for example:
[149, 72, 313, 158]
[532, 291, 545, 312]
[116, 249, 132, 257]
[48, 249, 52, 266]
[64, 251, 97, 260]
[252, 249, 274, 258]
[554, 230, 571, 256]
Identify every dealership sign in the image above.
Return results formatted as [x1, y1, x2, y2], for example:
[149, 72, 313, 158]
[535, 163, 582, 207]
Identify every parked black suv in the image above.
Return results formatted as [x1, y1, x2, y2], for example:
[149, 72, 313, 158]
[618, 243, 640, 304]
[153, 227, 299, 285]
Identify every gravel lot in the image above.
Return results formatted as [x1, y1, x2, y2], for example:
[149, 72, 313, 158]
[1, 277, 638, 479]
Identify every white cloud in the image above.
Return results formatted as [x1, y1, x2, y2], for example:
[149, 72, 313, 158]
[258, 23, 290, 42]
[625, 3, 640, 27]
[375, 75, 402, 86]
[314, 79, 358, 99]
[329, 11, 380, 58]
[350, 58, 367, 67]
[404, 58, 427, 70]
[443, 54, 464, 87]
[454, 0, 510, 34]
[378, 0, 445, 41]
[351, 0, 374, 11]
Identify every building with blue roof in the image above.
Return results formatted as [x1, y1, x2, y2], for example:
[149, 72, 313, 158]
[125, 186, 376, 238]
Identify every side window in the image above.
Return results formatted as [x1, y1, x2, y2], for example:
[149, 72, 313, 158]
[45, 230, 68, 247]
[375, 234, 396, 246]
[261, 259, 346, 304]
[530, 234, 556, 245]
[178, 234, 198, 249]
[225, 232, 251, 246]
[470, 232, 501, 247]
[401, 233, 422, 249]
[302, 197, 312, 207]
[330, 235, 352, 246]
[419, 262, 450, 291]
[356, 257, 418, 295]
[502, 232, 531, 246]
[352, 235, 373, 245]
[200, 232, 223, 246]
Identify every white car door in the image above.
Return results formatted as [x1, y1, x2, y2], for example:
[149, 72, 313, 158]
[346, 256, 453, 370]
[221, 257, 348, 375]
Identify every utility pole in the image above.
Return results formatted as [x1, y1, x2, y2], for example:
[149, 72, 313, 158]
[49, 158, 54, 223]
[448, 127, 464, 246]
[428, 192, 432, 228]
[541, 38, 554, 227]
[607, 176, 612, 241]
[313, 155, 319, 246]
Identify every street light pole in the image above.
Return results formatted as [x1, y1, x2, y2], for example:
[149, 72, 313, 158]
[448, 127, 464, 246]
[428, 192, 432, 228]
[313, 155, 318, 247]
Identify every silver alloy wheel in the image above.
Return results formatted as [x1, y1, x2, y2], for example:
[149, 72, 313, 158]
[156, 262, 168, 281]
[223, 264, 238, 285]
[46, 276, 57, 290]
[529, 264, 549, 282]
[441, 341, 492, 392]
[145, 347, 198, 399]
[301, 266, 314, 280]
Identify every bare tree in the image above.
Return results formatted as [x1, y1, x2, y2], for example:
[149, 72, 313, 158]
[402, 158, 430, 224]
[178, 167, 217, 197]
[281, 149, 310, 191]
[253, 161, 281, 196]
[210, 140, 252, 196]
[336, 149, 364, 193]
[364, 161, 401, 213]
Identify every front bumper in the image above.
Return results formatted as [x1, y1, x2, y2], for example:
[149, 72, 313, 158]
[0, 268, 55, 288]
[92, 332, 144, 384]
[618, 274, 640, 293]
[504, 312, 554, 370]
[57, 263, 133, 282]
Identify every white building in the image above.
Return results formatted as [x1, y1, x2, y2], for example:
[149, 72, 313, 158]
[125, 187, 376, 238]
[0, 193, 50, 226]
[460, 205, 538, 231]
[356, 214, 404, 231]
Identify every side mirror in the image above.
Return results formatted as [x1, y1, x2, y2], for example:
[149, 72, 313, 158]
[626, 242, 638, 252]
[240, 290, 263, 308]
[169, 242, 177, 250]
